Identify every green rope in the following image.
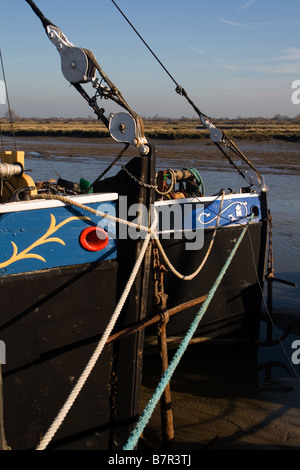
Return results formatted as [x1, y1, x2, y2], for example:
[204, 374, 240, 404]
[123, 216, 253, 450]
[184, 167, 205, 196]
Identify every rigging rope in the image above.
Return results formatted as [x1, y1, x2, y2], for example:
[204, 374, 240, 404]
[111, 0, 180, 90]
[153, 191, 225, 280]
[0, 50, 17, 151]
[246, 224, 300, 382]
[25, 0, 56, 31]
[31, 190, 254, 449]
[110, 0, 208, 118]
[31, 191, 229, 281]
[35, 209, 158, 450]
[110, 0, 262, 184]
[0, 124, 4, 152]
[123, 216, 252, 450]
[89, 143, 130, 191]
[31, 193, 151, 233]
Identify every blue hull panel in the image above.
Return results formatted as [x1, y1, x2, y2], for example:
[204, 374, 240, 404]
[0, 200, 117, 276]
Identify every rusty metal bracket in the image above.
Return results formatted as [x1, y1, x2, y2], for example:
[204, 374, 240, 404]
[9, 186, 36, 202]
[152, 244, 174, 448]
[262, 212, 297, 346]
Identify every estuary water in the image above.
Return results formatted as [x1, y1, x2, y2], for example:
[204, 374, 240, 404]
[9, 135, 299, 313]
[3, 135, 300, 449]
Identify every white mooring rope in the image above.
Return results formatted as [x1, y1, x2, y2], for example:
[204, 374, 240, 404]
[36, 211, 158, 450]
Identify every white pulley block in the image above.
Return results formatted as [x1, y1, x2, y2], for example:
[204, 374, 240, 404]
[109, 112, 137, 144]
[47, 26, 92, 83]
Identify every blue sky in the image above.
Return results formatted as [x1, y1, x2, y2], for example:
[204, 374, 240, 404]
[1, 0, 300, 119]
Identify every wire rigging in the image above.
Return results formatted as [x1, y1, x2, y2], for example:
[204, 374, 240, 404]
[0, 50, 17, 151]
[110, 0, 262, 186]
[110, 0, 208, 119]
[111, 0, 179, 89]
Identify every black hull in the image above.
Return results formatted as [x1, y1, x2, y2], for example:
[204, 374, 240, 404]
[0, 260, 143, 450]
[148, 221, 267, 341]
[0, 150, 268, 449]
[96, 157, 268, 343]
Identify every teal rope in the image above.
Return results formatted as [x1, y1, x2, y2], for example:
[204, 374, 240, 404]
[183, 167, 205, 196]
[123, 217, 252, 450]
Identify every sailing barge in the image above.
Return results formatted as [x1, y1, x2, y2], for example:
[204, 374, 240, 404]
[0, 0, 269, 450]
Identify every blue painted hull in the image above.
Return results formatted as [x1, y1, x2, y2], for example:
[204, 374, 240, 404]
[0, 193, 141, 450]
[0, 158, 268, 450]
[0, 195, 117, 276]
[148, 191, 268, 340]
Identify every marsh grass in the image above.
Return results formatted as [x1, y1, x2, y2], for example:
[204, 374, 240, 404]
[1, 118, 300, 141]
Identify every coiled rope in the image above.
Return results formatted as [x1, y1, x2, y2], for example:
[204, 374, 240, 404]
[35, 210, 158, 450]
[123, 215, 252, 450]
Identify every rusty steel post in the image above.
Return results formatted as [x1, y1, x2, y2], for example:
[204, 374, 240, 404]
[152, 244, 175, 448]
[158, 310, 174, 449]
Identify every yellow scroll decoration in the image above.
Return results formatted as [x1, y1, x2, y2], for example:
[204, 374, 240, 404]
[0, 214, 90, 269]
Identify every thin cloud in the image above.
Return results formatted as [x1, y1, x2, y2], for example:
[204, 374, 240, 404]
[189, 46, 205, 55]
[214, 58, 237, 70]
[276, 47, 300, 61]
[250, 20, 300, 25]
[217, 17, 253, 29]
[212, 46, 300, 75]
[243, 63, 300, 74]
[237, 0, 255, 13]
[218, 17, 300, 28]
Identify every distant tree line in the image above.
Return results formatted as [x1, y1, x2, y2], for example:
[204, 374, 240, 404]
[1, 110, 300, 123]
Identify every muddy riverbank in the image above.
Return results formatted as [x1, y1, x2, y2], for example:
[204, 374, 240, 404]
[3, 135, 300, 175]
[1, 135, 299, 451]
[139, 334, 300, 451]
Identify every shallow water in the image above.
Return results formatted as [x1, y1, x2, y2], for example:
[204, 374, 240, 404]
[8, 135, 298, 312]
[2, 136, 300, 448]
